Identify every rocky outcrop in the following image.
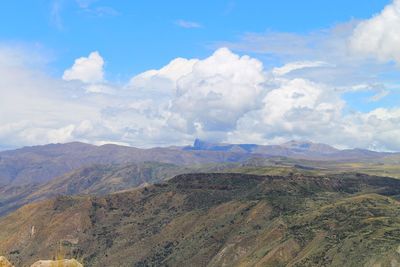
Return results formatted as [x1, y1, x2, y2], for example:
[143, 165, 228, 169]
[0, 256, 14, 267]
[30, 259, 83, 267]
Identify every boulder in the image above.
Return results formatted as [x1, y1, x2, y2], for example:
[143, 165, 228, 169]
[30, 259, 83, 267]
[0, 256, 14, 267]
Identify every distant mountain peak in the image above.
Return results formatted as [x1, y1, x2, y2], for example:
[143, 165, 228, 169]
[190, 139, 339, 154]
[280, 140, 338, 153]
[189, 139, 257, 153]
[282, 140, 313, 147]
[193, 138, 207, 149]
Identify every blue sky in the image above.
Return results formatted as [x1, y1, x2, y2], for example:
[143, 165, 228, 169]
[0, 0, 392, 78]
[0, 0, 400, 151]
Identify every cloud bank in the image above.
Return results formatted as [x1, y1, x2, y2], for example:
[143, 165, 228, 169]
[1, 1, 400, 151]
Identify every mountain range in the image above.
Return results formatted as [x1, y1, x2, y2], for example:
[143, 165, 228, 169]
[0, 140, 398, 217]
[185, 139, 391, 159]
[1, 139, 395, 187]
[1, 140, 400, 266]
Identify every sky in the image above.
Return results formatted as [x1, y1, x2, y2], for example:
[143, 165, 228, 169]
[0, 0, 400, 151]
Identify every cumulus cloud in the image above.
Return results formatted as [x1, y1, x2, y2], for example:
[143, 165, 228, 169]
[261, 79, 342, 127]
[1, 43, 400, 151]
[130, 57, 199, 91]
[124, 47, 400, 150]
[170, 48, 265, 133]
[126, 48, 266, 141]
[228, 77, 345, 147]
[342, 108, 400, 151]
[349, 0, 400, 63]
[63, 51, 104, 83]
[0, 61, 98, 146]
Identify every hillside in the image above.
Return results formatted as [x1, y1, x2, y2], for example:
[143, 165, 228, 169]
[3, 150, 400, 218]
[1, 173, 400, 266]
[0, 142, 254, 187]
[0, 162, 191, 216]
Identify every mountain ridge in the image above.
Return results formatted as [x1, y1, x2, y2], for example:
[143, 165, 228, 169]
[2, 172, 400, 266]
[1, 139, 399, 217]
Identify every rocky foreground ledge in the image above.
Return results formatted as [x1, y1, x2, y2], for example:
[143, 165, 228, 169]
[0, 257, 83, 267]
[0, 256, 13, 267]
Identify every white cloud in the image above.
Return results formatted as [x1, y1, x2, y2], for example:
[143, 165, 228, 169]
[170, 48, 265, 133]
[63, 51, 104, 83]
[272, 61, 331, 76]
[228, 77, 345, 147]
[125, 47, 400, 150]
[128, 48, 266, 138]
[215, 22, 397, 90]
[175, 20, 202, 29]
[1, 44, 400, 151]
[334, 83, 390, 102]
[349, 0, 400, 63]
[261, 78, 342, 127]
[217, 5, 400, 88]
[130, 57, 198, 91]
[85, 83, 115, 94]
[217, 21, 355, 62]
[344, 108, 400, 151]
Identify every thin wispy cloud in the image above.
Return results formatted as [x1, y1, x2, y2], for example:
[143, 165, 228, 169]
[76, 0, 120, 17]
[50, 0, 64, 30]
[223, 1, 236, 15]
[80, 6, 120, 17]
[175, 19, 202, 29]
[76, 0, 98, 8]
[50, 0, 119, 30]
[369, 90, 390, 102]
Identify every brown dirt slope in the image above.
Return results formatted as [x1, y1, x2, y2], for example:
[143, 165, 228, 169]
[1, 173, 400, 266]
